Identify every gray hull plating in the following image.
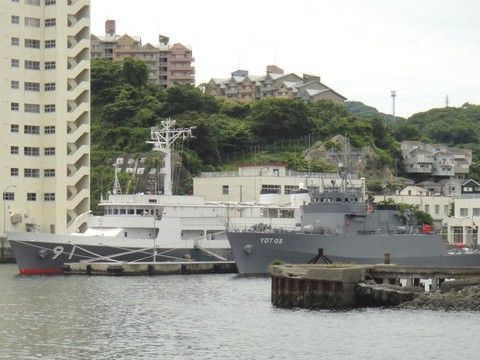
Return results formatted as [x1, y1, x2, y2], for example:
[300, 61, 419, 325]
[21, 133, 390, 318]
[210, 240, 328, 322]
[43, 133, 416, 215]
[227, 232, 480, 274]
[9, 239, 233, 274]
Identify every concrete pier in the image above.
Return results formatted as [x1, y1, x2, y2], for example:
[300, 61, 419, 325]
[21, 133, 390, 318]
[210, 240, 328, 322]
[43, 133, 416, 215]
[0, 236, 15, 264]
[62, 261, 237, 276]
[270, 263, 480, 309]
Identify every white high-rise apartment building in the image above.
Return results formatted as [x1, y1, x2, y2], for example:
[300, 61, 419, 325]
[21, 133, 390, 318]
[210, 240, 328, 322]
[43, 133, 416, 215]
[1, 0, 90, 235]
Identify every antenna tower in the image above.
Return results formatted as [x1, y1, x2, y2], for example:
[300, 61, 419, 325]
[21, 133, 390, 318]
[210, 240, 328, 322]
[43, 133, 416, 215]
[391, 90, 397, 122]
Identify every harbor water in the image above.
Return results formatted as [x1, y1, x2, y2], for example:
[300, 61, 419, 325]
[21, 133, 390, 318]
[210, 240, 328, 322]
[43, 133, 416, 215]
[1, 264, 479, 360]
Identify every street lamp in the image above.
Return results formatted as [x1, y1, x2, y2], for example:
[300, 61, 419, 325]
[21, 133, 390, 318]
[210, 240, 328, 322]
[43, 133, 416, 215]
[3, 185, 16, 236]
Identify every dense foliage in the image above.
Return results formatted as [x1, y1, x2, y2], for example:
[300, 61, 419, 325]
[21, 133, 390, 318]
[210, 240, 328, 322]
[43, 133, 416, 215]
[90, 58, 480, 209]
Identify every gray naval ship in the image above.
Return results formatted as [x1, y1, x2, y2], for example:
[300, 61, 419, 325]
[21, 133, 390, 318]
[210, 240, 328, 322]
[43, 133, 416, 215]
[227, 168, 480, 275]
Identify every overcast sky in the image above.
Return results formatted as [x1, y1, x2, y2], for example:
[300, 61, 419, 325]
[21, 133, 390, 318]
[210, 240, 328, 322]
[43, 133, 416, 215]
[91, 0, 480, 118]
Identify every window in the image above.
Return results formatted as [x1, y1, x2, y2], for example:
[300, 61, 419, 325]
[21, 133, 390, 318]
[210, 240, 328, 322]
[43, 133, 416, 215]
[424, 205, 430, 213]
[45, 61, 56, 70]
[11, 103, 19, 111]
[11, 16, 20, 24]
[25, 39, 40, 48]
[11, 168, 19, 177]
[44, 169, 55, 177]
[45, 0, 56, 5]
[45, 40, 56, 48]
[44, 104, 56, 113]
[45, 83, 56, 91]
[435, 205, 440, 215]
[444, 205, 450, 215]
[44, 193, 55, 201]
[261, 185, 281, 194]
[460, 208, 468, 217]
[45, 126, 56, 134]
[473, 208, 480, 217]
[25, 17, 40, 27]
[24, 147, 40, 156]
[44, 147, 55, 156]
[24, 169, 40, 178]
[27, 193, 37, 201]
[25, 82, 40, 91]
[285, 185, 300, 194]
[26, 0, 40, 5]
[25, 104, 40, 113]
[11, 146, 19, 155]
[11, 125, 19, 133]
[222, 185, 229, 195]
[45, 18, 56, 27]
[11, 81, 19, 89]
[11, 37, 20, 46]
[25, 60, 40, 70]
[3, 193, 15, 201]
[24, 125, 40, 134]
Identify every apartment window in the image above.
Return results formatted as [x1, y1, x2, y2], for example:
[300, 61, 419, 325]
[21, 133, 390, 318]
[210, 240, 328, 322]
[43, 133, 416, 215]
[45, 18, 56, 27]
[11, 168, 19, 177]
[222, 185, 229, 195]
[460, 208, 468, 217]
[435, 205, 440, 215]
[25, 82, 40, 92]
[45, 0, 56, 5]
[11, 37, 20, 46]
[11, 146, 19, 155]
[11, 103, 19, 111]
[11, 81, 19, 89]
[45, 126, 56, 134]
[11, 59, 20, 68]
[27, 193, 37, 201]
[424, 205, 430, 213]
[12, 0, 20, 2]
[25, 39, 41, 49]
[44, 169, 55, 177]
[24, 147, 40, 156]
[44, 104, 56, 113]
[25, 17, 40, 27]
[25, 104, 40, 113]
[45, 83, 56, 91]
[45, 40, 56, 48]
[473, 208, 480, 217]
[11, 125, 19, 133]
[444, 205, 449, 215]
[3, 193, 15, 201]
[26, 0, 40, 5]
[45, 61, 56, 70]
[11, 16, 20, 24]
[24, 169, 40, 178]
[44, 193, 55, 201]
[25, 60, 40, 70]
[24, 125, 40, 134]
[44, 147, 55, 156]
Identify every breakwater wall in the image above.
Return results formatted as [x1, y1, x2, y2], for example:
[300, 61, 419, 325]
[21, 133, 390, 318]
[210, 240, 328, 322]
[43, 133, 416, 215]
[270, 264, 480, 310]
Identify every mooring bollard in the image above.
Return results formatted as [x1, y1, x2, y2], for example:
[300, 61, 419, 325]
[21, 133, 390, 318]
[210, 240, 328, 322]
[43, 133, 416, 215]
[384, 252, 390, 264]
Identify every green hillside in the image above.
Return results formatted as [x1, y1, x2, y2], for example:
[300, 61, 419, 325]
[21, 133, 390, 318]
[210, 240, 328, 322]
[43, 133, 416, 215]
[90, 58, 480, 210]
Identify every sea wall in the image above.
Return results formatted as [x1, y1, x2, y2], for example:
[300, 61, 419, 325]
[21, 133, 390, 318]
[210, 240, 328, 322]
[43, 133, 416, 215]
[270, 264, 480, 310]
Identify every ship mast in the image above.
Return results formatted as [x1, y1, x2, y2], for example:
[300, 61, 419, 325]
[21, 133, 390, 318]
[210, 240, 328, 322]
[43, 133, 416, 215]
[147, 119, 195, 196]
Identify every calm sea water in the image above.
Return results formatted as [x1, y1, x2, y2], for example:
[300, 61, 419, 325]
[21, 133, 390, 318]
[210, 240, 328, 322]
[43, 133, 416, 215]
[1, 264, 479, 360]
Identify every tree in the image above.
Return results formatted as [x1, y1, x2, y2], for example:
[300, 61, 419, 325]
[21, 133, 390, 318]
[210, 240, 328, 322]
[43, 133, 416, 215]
[250, 98, 314, 142]
[122, 57, 149, 88]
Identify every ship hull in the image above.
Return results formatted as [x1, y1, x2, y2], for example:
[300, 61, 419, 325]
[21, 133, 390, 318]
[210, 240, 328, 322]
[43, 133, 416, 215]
[8, 232, 233, 275]
[227, 231, 480, 274]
